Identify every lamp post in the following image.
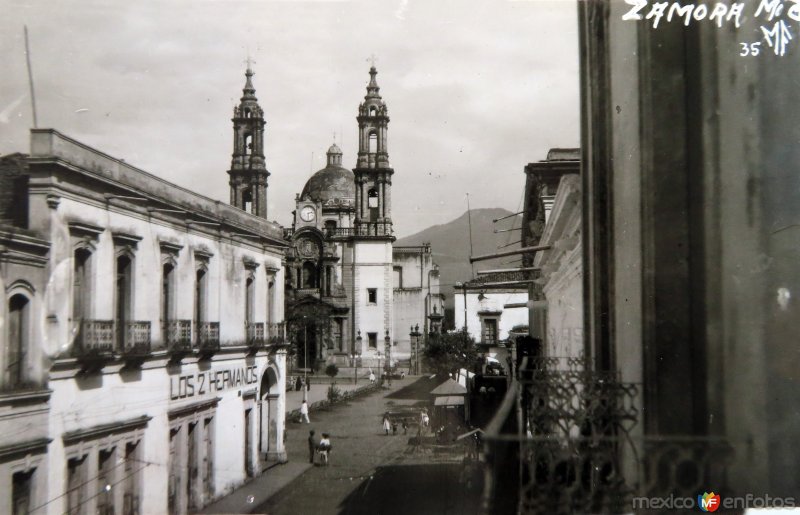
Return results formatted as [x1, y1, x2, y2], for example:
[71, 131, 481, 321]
[302, 316, 308, 402]
[353, 330, 363, 385]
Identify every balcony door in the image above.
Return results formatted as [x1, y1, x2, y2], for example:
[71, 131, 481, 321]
[115, 255, 133, 349]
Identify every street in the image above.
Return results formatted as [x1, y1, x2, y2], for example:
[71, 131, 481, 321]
[254, 376, 483, 515]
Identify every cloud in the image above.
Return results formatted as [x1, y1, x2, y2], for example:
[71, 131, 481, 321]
[0, 0, 579, 236]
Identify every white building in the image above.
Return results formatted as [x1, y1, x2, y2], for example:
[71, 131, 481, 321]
[276, 67, 443, 371]
[0, 128, 288, 515]
[454, 286, 529, 344]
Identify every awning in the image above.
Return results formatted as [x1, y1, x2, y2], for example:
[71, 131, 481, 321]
[434, 396, 465, 406]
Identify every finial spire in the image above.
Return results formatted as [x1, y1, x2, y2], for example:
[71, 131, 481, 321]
[241, 57, 257, 100]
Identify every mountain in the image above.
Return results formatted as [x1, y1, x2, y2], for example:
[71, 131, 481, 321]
[395, 208, 523, 310]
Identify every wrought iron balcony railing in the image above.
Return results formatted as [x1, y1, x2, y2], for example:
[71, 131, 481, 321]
[482, 356, 734, 515]
[246, 322, 265, 348]
[121, 321, 152, 357]
[73, 320, 115, 357]
[195, 322, 220, 355]
[163, 319, 192, 354]
[267, 322, 286, 344]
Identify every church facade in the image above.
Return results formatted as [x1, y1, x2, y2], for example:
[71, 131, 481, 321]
[228, 66, 443, 372]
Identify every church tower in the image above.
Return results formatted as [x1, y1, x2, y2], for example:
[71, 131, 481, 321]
[348, 65, 395, 365]
[353, 66, 393, 235]
[228, 66, 270, 218]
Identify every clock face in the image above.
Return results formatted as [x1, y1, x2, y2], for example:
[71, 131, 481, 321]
[300, 206, 315, 222]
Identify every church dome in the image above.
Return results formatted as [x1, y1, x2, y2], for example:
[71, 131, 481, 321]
[301, 166, 355, 204]
[300, 143, 354, 206]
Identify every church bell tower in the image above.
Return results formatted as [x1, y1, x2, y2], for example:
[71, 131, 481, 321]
[228, 65, 270, 219]
[353, 65, 394, 237]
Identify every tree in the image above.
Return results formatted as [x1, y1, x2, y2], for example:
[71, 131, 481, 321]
[325, 363, 339, 384]
[423, 329, 479, 376]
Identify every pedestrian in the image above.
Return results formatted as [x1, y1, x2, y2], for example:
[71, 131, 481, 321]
[402, 419, 408, 435]
[318, 432, 331, 466]
[300, 399, 310, 424]
[382, 413, 391, 435]
[392, 421, 398, 435]
[369, 370, 376, 384]
[295, 376, 302, 391]
[308, 430, 317, 464]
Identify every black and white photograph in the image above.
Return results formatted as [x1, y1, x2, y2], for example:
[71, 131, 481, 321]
[0, 0, 798, 513]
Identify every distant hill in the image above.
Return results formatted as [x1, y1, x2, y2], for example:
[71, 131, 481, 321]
[395, 208, 523, 311]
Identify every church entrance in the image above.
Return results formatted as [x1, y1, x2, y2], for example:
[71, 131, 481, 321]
[298, 323, 318, 370]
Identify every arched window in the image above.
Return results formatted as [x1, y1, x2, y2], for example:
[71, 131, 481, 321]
[369, 106, 377, 117]
[324, 220, 337, 234]
[242, 188, 253, 214]
[368, 132, 378, 154]
[302, 262, 317, 289]
[7, 294, 29, 387]
[368, 188, 379, 221]
[244, 134, 253, 155]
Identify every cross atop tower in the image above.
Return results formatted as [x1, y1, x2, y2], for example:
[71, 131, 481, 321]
[367, 54, 378, 67]
[244, 55, 256, 72]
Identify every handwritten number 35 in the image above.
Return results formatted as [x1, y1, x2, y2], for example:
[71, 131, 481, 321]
[740, 42, 761, 56]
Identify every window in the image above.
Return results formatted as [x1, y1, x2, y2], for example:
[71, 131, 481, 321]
[368, 189, 379, 220]
[367, 332, 377, 349]
[324, 220, 337, 233]
[97, 448, 115, 515]
[244, 134, 252, 155]
[367, 288, 377, 304]
[12, 469, 34, 515]
[242, 188, 253, 214]
[73, 248, 91, 322]
[67, 455, 88, 515]
[393, 267, 402, 289]
[266, 275, 275, 324]
[302, 262, 317, 289]
[245, 276, 254, 325]
[7, 294, 29, 387]
[334, 319, 343, 352]
[123, 442, 141, 515]
[368, 132, 377, 153]
[162, 263, 174, 326]
[483, 319, 498, 345]
[115, 255, 133, 349]
[194, 269, 207, 325]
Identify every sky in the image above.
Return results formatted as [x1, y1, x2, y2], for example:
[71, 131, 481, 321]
[0, 0, 580, 238]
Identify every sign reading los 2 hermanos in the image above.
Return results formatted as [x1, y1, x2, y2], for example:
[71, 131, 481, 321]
[170, 365, 259, 400]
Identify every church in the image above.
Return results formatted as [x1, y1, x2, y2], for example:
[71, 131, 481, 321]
[226, 64, 444, 373]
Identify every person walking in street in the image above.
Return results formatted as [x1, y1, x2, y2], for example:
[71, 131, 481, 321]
[369, 370, 376, 384]
[318, 433, 331, 466]
[382, 413, 391, 435]
[307, 430, 317, 464]
[300, 399, 310, 424]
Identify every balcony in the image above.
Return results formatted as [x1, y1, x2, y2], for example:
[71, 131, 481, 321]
[120, 321, 152, 363]
[72, 320, 115, 372]
[482, 356, 733, 514]
[354, 222, 393, 238]
[164, 319, 192, 361]
[195, 322, 220, 358]
[246, 322, 265, 353]
[267, 322, 286, 345]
